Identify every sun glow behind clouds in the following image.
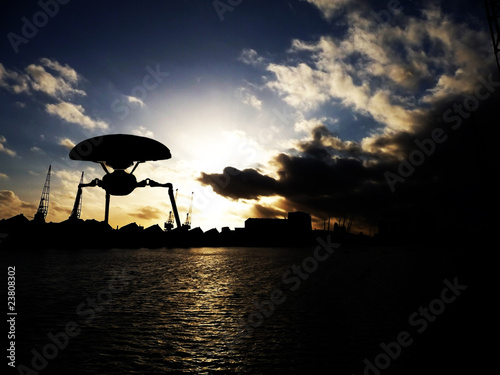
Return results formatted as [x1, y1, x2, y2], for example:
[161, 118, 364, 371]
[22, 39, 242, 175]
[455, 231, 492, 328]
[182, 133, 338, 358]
[175, 129, 264, 174]
[154, 132, 272, 231]
[48, 83, 260, 230]
[80, 126, 268, 231]
[118, 88, 290, 231]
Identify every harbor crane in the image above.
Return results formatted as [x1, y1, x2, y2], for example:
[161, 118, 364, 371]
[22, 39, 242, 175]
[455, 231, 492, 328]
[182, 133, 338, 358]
[69, 171, 84, 220]
[33, 165, 51, 223]
[164, 188, 178, 231]
[183, 192, 193, 230]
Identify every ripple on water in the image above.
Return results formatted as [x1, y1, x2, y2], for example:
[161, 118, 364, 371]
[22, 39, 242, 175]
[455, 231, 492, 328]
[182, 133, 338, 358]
[4, 246, 467, 374]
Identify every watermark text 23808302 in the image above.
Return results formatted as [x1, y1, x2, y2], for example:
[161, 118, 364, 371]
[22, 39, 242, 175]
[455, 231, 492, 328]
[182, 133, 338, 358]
[7, 266, 17, 368]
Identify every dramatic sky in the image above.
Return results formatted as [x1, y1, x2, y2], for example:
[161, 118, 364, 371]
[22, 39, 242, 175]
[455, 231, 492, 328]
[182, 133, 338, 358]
[0, 0, 498, 234]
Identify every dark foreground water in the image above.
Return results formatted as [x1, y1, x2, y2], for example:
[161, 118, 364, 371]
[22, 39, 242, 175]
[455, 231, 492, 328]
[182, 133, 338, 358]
[3, 244, 480, 374]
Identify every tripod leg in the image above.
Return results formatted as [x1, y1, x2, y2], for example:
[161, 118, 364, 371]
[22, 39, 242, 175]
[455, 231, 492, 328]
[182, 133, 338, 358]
[104, 192, 110, 224]
[168, 185, 182, 229]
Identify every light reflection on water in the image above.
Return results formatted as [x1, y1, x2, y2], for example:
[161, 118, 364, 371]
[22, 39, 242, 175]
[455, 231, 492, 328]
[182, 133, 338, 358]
[5, 246, 463, 374]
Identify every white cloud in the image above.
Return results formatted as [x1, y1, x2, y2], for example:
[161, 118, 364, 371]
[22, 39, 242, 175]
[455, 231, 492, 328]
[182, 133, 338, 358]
[45, 102, 109, 130]
[0, 58, 85, 99]
[58, 138, 76, 150]
[0, 63, 30, 94]
[26, 63, 85, 99]
[264, 5, 491, 141]
[267, 62, 331, 111]
[0, 136, 16, 157]
[52, 169, 84, 186]
[132, 126, 154, 138]
[238, 48, 267, 67]
[40, 58, 79, 84]
[123, 95, 146, 108]
[1, 59, 107, 135]
[248, 3, 494, 164]
[304, 0, 349, 19]
[237, 87, 262, 110]
[244, 94, 262, 110]
[30, 146, 45, 155]
[293, 114, 332, 134]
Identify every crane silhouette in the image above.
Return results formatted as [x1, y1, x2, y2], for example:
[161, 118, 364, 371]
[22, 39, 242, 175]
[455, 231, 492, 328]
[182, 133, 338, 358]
[183, 192, 194, 230]
[33, 165, 51, 223]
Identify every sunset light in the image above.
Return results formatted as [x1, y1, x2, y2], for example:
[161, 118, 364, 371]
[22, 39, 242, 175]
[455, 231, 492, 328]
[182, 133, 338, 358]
[1, 1, 494, 374]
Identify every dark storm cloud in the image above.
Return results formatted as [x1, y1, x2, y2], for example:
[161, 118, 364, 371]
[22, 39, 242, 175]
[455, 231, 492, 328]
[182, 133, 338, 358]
[198, 88, 499, 231]
[298, 126, 367, 160]
[197, 132, 392, 219]
[198, 167, 279, 200]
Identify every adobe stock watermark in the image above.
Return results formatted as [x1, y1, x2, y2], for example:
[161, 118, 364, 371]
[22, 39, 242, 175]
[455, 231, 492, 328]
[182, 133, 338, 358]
[353, 277, 467, 375]
[110, 64, 169, 120]
[213, 0, 243, 21]
[15, 268, 134, 375]
[371, 0, 403, 26]
[384, 73, 500, 192]
[224, 235, 340, 350]
[7, 0, 71, 54]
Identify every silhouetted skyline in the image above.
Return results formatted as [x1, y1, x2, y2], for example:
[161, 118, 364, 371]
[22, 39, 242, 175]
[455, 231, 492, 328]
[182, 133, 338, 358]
[0, 0, 497, 235]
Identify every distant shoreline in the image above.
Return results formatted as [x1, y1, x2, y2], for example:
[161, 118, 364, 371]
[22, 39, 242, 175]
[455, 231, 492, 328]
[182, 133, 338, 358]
[1, 214, 475, 251]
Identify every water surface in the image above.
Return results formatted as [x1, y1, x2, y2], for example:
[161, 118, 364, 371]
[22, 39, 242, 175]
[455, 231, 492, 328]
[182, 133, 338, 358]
[4, 245, 472, 374]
